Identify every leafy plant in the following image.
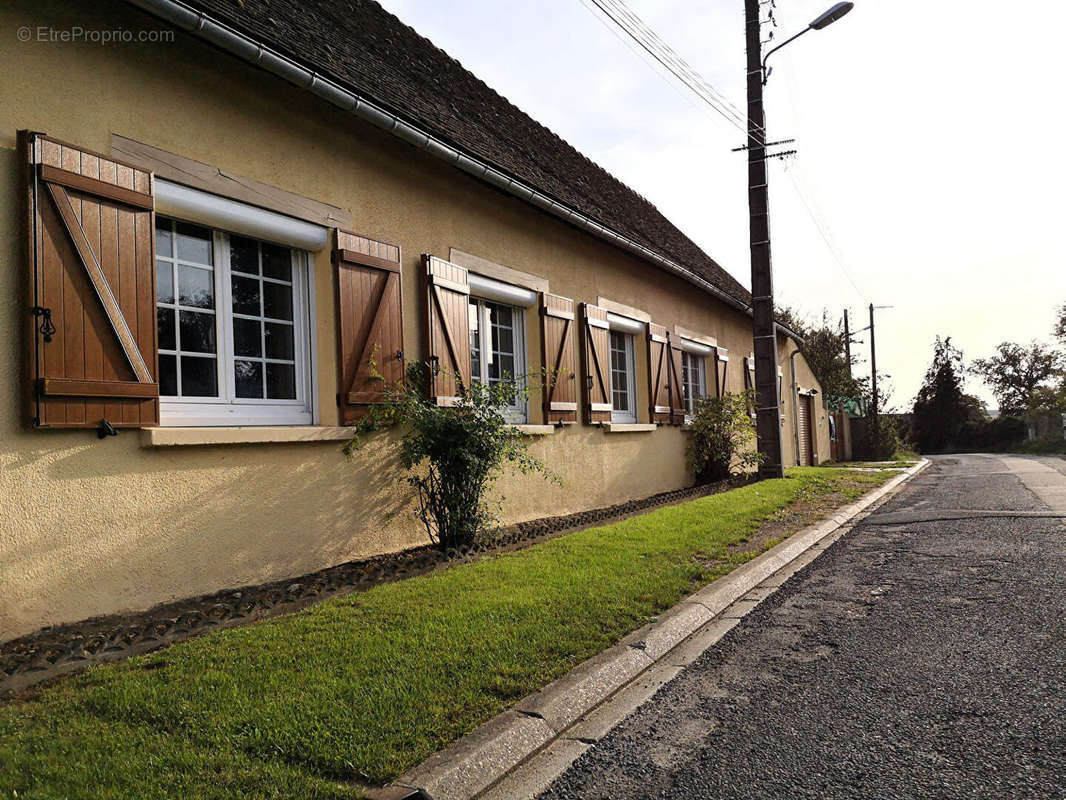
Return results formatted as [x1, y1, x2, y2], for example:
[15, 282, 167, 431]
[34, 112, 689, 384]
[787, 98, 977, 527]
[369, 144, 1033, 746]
[347, 361, 557, 551]
[685, 391, 763, 483]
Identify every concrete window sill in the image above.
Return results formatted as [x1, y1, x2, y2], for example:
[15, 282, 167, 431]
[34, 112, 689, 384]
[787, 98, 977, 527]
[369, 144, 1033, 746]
[602, 422, 658, 433]
[142, 426, 355, 447]
[506, 424, 556, 436]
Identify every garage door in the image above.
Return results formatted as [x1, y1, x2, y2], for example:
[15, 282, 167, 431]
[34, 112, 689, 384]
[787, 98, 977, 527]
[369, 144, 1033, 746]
[798, 395, 813, 466]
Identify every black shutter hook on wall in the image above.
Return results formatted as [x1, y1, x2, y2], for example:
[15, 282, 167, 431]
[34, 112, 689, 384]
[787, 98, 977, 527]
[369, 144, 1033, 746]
[97, 419, 118, 439]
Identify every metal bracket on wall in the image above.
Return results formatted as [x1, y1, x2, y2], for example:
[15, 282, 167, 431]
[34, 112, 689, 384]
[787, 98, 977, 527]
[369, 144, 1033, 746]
[30, 306, 56, 342]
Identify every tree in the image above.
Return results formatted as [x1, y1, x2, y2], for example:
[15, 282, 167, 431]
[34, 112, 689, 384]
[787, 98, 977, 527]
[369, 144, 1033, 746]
[346, 362, 557, 550]
[776, 307, 862, 400]
[911, 336, 978, 453]
[1053, 302, 1066, 344]
[971, 341, 1065, 416]
[686, 391, 762, 483]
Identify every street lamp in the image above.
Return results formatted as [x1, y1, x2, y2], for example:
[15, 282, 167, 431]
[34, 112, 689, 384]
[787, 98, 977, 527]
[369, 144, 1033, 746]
[762, 2, 854, 83]
[743, 0, 854, 480]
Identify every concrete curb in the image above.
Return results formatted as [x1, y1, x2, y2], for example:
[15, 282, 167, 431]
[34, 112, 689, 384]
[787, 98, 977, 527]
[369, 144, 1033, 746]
[377, 460, 930, 800]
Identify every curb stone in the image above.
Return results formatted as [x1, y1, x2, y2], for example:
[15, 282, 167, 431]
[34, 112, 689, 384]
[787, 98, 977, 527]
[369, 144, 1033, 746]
[375, 460, 930, 800]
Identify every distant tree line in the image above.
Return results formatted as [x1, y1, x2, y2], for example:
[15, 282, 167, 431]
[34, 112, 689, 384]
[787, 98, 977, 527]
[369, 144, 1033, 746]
[909, 304, 1066, 453]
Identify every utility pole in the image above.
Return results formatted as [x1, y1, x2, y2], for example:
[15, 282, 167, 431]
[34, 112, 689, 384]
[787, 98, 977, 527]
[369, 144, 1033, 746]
[843, 309, 852, 377]
[744, 0, 784, 479]
[869, 302, 878, 433]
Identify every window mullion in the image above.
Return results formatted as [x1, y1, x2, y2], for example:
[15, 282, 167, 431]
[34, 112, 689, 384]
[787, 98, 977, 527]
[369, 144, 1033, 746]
[217, 232, 236, 403]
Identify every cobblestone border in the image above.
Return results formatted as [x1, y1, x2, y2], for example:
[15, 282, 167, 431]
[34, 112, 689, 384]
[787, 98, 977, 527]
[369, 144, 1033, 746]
[1, 477, 748, 697]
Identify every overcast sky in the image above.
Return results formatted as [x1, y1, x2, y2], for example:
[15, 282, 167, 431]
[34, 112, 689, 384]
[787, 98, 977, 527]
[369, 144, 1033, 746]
[377, 0, 1066, 410]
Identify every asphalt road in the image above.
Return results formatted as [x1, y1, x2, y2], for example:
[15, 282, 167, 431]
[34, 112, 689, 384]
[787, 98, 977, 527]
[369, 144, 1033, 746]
[539, 455, 1066, 799]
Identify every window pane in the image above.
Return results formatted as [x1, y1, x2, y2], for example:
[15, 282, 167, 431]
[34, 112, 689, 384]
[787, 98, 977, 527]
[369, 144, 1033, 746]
[265, 322, 295, 360]
[156, 260, 174, 304]
[157, 307, 176, 351]
[233, 317, 262, 358]
[181, 356, 217, 396]
[263, 281, 293, 321]
[230, 235, 259, 275]
[179, 310, 216, 354]
[261, 243, 292, 281]
[159, 353, 177, 396]
[178, 265, 214, 309]
[232, 275, 260, 316]
[266, 362, 296, 399]
[175, 222, 212, 265]
[155, 219, 172, 258]
[495, 323, 513, 356]
[234, 359, 263, 398]
[493, 355, 514, 381]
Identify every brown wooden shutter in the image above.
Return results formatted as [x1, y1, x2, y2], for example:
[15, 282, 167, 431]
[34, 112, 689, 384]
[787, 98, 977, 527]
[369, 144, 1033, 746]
[667, 339, 686, 425]
[581, 303, 611, 424]
[335, 230, 403, 424]
[743, 354, 757, 416]
[425, 255, 471, 406]
[714, 347, 728, 399]
[540, 293, 577, 424]
[23, 132, 159, 429]
[646, 323, 671, 424]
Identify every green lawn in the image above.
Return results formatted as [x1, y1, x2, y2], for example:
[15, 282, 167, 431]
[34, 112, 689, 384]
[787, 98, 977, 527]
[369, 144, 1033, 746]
[0, 468, 893, 799]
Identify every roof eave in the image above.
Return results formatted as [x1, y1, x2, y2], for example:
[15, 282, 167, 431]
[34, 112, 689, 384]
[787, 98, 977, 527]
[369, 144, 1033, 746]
[126, 0, 754, 315]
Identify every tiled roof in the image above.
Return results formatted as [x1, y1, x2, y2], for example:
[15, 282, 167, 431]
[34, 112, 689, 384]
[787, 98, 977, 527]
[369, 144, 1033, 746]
[173, 0, 752, 306]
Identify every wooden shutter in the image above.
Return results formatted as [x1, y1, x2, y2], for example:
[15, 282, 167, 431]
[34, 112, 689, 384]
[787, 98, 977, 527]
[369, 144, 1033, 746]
[581, 303, 611, 424]
[667, 339, 686, 425]
[335, 230, 403, 424]
[646, 323, 672, 424]
[540, 293, 577, 424]
[23, 132, 159, 429]
[425, 255, 471, 406]
[714, 347, 728, 399]
[743, 354, 757, 416]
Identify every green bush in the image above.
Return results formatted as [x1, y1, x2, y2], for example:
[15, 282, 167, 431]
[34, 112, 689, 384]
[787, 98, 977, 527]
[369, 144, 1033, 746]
[348, 362, 556, 551]
[686, 391, 762, 483]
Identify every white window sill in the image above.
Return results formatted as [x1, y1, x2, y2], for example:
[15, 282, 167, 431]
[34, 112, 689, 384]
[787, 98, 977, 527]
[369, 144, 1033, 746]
[507, 424, 556, 436]
[602, 422, 658, 433]
[142, 426, 354, 447]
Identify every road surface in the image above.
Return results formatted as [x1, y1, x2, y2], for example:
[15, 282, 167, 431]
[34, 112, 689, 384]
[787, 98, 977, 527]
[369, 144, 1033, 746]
[539, 454, 1066, 799]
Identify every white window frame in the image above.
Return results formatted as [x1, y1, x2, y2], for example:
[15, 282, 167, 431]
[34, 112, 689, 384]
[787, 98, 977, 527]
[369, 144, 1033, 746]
[681, 351, 707, 416]
[608, 329, 637, 424]
[157, 218, 316, 427]
[468, 295, 528, 424]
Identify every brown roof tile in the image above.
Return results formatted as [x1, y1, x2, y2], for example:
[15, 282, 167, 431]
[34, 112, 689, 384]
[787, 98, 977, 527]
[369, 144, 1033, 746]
[172, 0, 752, 305]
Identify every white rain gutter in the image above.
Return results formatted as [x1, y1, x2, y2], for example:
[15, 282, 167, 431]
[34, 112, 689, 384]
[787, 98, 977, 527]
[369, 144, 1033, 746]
[125, 0, 768, 318]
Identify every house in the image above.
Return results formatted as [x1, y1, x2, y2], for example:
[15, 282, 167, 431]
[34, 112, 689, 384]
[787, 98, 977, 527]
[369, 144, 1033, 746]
[0, 0, 830, 642]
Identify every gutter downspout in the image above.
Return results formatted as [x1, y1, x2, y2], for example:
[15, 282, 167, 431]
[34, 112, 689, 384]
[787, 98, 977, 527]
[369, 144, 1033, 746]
[125, 0, 758, 317]
[790, 349, 801, 466]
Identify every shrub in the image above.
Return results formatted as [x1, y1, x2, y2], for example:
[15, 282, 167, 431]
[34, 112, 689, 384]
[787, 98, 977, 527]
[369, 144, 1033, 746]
[347, 362, 556, 551]
[686, 392, 762, 484]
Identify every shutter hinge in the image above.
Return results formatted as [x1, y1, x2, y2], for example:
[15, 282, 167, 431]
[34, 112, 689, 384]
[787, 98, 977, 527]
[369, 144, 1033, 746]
[336, 393, 341, 406]
[395, 349, 404, 361]
[30, 306, 56, 343]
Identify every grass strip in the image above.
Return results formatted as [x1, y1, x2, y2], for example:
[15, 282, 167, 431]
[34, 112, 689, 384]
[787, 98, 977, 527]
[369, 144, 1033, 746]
[0, 467, 893, 799]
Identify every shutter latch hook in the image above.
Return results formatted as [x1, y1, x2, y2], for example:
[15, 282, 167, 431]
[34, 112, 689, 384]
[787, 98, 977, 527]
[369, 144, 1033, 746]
[31, 306, 56, 343]
[97, 419, 118, 440]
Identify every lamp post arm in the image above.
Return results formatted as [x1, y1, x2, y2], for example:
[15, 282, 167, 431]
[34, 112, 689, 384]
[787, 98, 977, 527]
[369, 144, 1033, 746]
[761, 26, 811, 83]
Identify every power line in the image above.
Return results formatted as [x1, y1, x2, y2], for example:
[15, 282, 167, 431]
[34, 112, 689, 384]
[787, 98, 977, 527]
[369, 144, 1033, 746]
[599, 0, 752, 130]
[579, 0, 763, 143]
[783, 165, 869, 304]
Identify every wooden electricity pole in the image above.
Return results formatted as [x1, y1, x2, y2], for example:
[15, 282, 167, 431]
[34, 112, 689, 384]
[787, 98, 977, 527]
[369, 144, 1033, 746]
[744, 0, 784, 479]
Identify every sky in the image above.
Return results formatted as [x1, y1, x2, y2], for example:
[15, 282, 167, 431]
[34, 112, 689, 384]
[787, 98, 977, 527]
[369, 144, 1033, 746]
[377, 0, 1066, 410]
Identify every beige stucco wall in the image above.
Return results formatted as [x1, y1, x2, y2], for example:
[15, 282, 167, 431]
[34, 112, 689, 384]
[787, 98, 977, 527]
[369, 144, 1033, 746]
[0, 0, 827, 641]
